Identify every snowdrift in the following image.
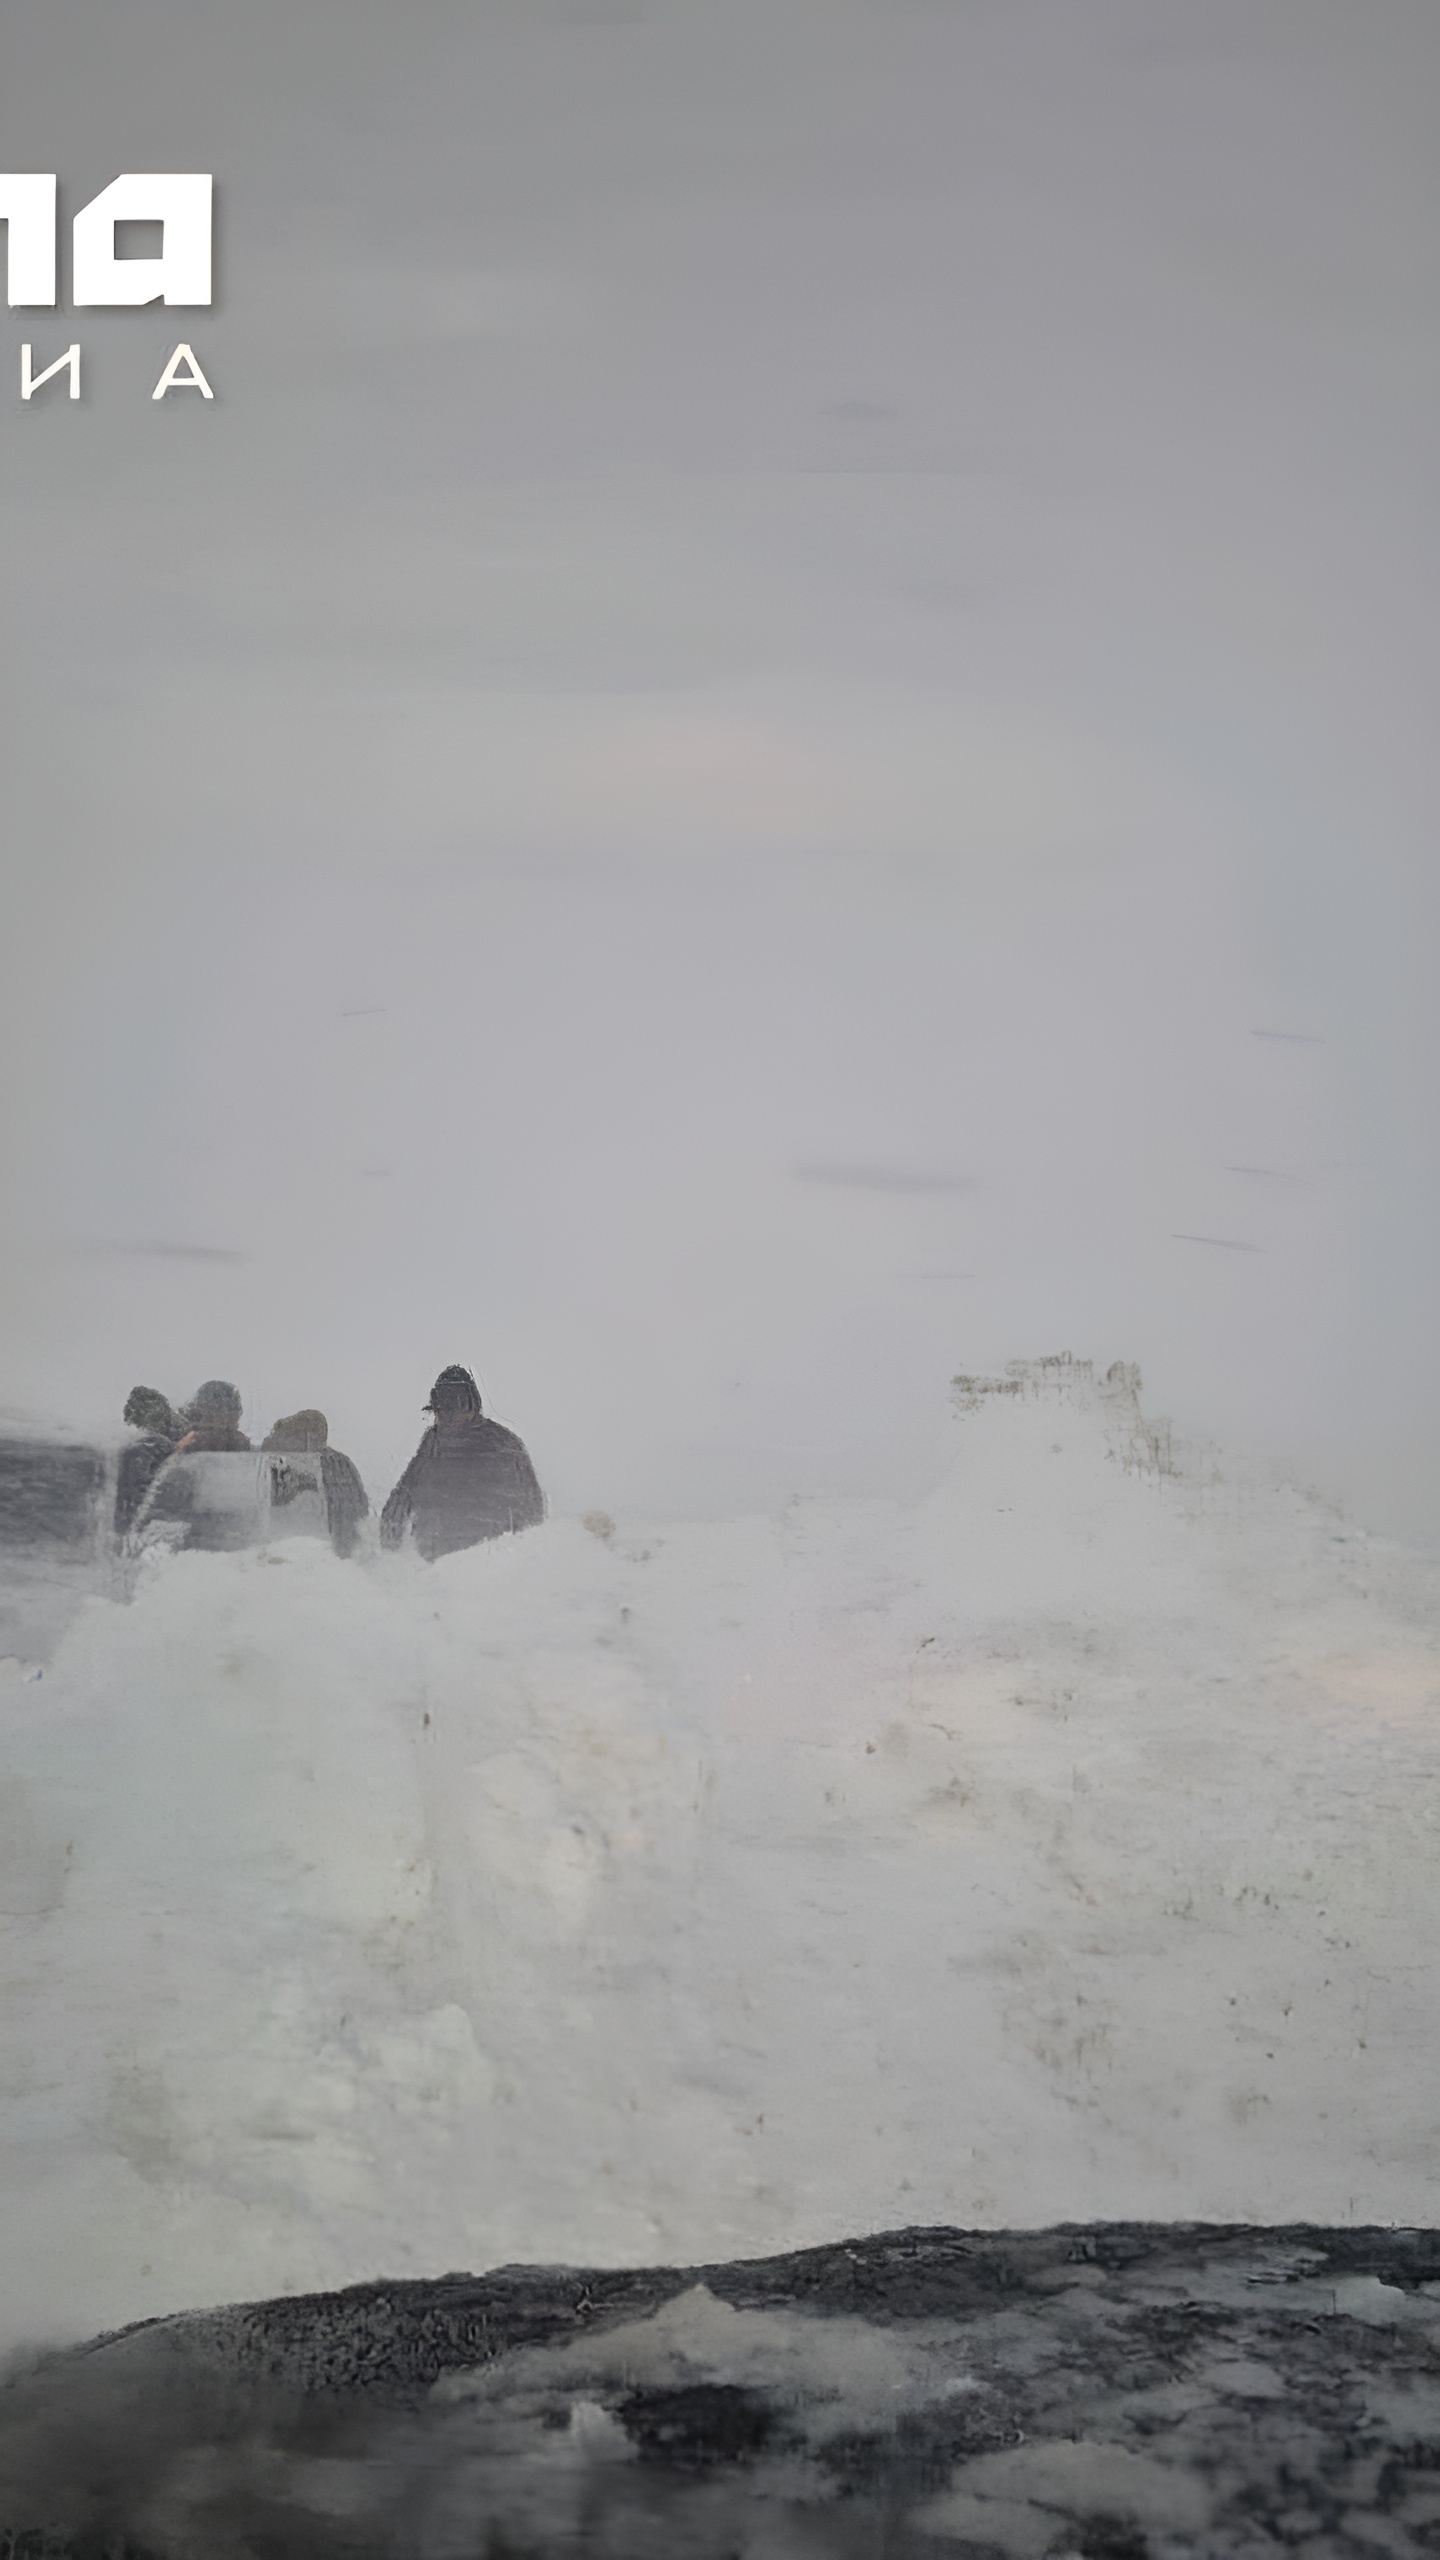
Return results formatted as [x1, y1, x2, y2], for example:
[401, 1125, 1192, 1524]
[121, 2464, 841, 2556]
[1, 1357, 1438, 2354]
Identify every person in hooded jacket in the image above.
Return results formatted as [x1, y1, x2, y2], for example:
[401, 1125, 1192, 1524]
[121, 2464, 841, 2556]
[174, 1380, 252, 1454]
[114, 1385, 186, 1537]
[261, 1409, 370, 1558]
[380, 1366, 545, 1562]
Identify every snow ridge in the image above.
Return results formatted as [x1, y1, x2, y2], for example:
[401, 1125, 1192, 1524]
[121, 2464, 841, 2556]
[1, 1360, 1438, 2354]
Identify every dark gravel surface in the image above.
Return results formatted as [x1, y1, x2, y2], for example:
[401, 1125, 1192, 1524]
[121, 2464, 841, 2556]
[6, 2223, 1440, 2554]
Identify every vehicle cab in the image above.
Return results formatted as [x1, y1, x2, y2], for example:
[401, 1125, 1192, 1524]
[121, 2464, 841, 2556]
[130, 1448, 333, 1555]
[0, 1421, 123, 1662]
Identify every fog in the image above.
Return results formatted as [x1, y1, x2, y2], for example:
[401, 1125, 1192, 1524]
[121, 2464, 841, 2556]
[2, 0, 1438, 1537]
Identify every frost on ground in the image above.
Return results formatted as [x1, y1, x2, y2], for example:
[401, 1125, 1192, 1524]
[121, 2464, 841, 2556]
[0, 1356, 1438, 2356]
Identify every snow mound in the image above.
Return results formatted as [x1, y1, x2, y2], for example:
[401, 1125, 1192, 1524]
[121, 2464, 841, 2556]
[2, 1359, 1438, 2352]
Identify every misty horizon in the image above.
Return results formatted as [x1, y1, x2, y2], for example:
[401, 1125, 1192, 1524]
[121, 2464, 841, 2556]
[1, 0, 1437, 1548]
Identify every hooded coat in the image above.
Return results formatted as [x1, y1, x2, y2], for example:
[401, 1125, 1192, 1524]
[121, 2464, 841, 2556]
[114, 1434, 177, 1537]
[261, 1411, 370, 1559]
[380, 1412, 545, 1562]
[179, 1383, 251, 1453]
[114, 1390, 185, 1538]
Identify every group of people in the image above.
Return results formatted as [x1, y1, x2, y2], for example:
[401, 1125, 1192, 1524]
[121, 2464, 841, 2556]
[116, 1365, 545, 1562]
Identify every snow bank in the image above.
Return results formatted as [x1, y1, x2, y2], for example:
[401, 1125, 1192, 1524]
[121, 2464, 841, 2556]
[2, 1358, 1438, 2352]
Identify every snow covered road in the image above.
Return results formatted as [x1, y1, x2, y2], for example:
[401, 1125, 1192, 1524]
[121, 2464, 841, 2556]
[2, 1361, 1438, 2355]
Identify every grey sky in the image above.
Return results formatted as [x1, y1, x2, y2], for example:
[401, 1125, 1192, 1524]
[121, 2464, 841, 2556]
[1, 0, 1438, 1535]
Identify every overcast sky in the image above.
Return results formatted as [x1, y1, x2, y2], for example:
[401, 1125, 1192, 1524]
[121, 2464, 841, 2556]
[1, 0, 1438, 1537]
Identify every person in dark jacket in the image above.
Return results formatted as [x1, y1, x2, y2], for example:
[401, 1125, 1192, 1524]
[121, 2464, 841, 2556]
[115, 1385, 185, 1536]
[174, 1380, 252, 1454]
[261, 1409, 370, 1558]
[380, 1365, 545, 1562]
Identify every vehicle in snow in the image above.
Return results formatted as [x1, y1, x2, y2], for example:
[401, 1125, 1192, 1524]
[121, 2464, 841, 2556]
[129, 1447, 336, 1556]
[0, 1427, 367, 1662]
[0, 1427, 124, 1663]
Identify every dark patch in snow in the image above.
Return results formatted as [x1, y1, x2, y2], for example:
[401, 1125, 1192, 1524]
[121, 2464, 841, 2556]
[5, 2224, 1440, 2554]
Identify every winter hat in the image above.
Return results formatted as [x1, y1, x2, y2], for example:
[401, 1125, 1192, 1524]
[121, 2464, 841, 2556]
[426, 1365, 482, 1416]
[263, 1409, 328, 1453]
[123, 1386, 181, 1439]
[187, 1379, 243, 1428]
